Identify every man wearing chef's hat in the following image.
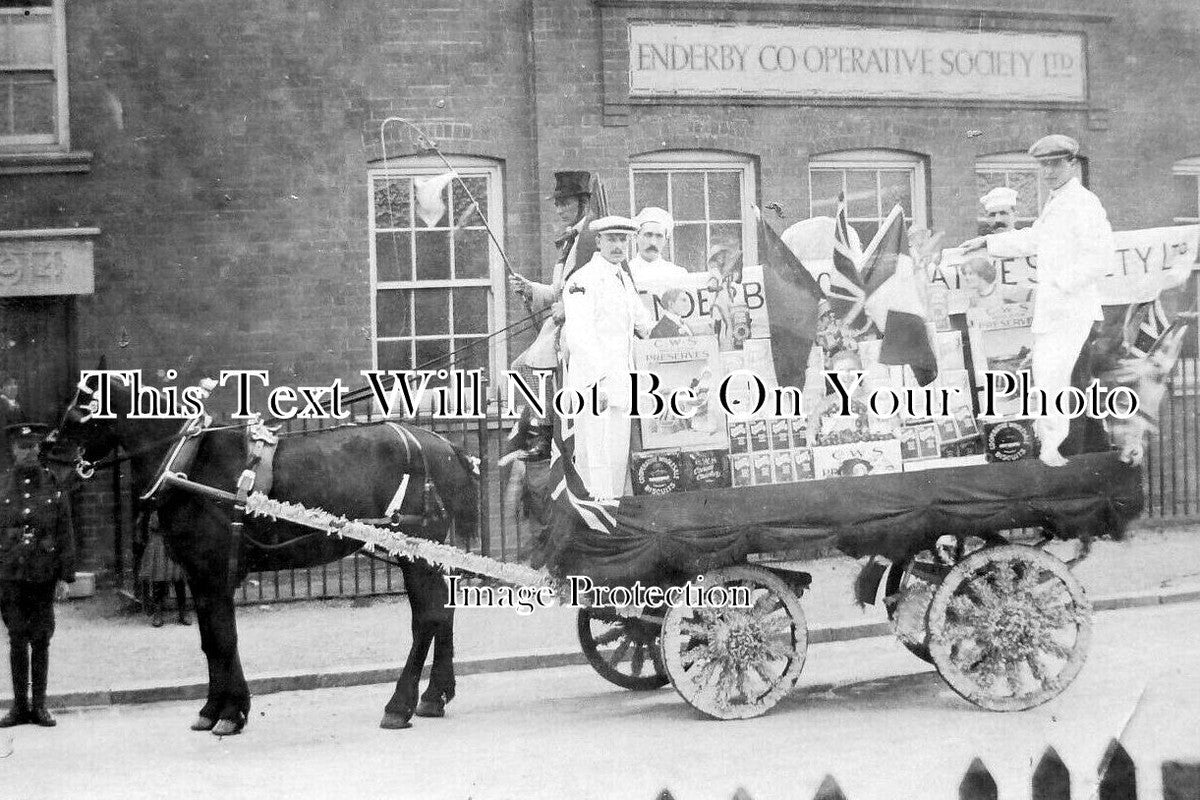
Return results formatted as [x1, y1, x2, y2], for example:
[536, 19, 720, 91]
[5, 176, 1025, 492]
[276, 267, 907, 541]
[628, 207, 688, 287]
[979, 186, 1020, 234]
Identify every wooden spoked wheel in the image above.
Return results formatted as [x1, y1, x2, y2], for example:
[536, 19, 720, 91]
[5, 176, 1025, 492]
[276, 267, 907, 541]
[661, 567, 808, 720]
[576, 606, 668, 691]
[927, 544, 1092, 711]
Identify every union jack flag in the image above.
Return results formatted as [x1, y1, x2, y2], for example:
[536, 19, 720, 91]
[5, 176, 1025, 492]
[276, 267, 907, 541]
[548, 398, 619, 535]
[1128, 298, 1172, 358]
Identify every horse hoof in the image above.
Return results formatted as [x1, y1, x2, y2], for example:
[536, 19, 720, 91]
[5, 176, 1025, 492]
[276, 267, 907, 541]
[379, 712, 413, 730]
[190, 716, 216, 732]
[212, 719, 243, 737]
[414, 700, 445, 718]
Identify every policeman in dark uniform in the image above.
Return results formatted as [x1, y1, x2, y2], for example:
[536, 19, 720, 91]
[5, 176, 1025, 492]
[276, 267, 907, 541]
[0, 423, 75, 728]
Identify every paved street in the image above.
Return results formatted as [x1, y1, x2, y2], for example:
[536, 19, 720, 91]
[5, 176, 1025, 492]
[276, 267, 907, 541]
[2, 602, 1197, 800]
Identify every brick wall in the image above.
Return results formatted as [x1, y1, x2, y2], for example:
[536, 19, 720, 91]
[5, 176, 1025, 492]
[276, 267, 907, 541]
[3, 0, 1200, 575]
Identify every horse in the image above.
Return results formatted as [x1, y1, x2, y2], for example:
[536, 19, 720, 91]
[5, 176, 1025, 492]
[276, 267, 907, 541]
[1094, 315, 1192, 466]
[48, 372, 478, 735]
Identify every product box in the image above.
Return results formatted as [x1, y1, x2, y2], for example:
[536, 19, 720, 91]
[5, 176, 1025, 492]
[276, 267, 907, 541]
[899, 423, 941, 462]
[793, 448, 816, 481]
[730, 454, 753, 488]
[769, 417, 792, 450]
[983, 419, 1039, 462]
[811, 439, 903, 479]
[680, 449, 731, 491]
[789, 418, 809, 449]
[728, 420, 750, 454]
[630, 451, 684, 496]
[772, 450, 796, 483]
[752, 452, 774, 485]
[748, 418, 771, 452]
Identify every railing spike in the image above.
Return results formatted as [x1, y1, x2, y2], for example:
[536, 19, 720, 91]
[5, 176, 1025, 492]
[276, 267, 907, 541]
[1098, 740, 1137, 800]
[960, 756, 998, 800]
[813, 774, 847, 800]
[1033, 745, 1071, 800]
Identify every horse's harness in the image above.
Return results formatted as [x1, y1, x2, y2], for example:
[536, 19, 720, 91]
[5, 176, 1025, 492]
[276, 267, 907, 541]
[89, 414, 451, 587]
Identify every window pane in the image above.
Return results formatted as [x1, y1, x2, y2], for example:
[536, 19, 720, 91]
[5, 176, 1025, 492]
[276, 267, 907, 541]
[708, 223, 743, 274]
[455, 228, 488, 279]
[633, 171, 669, 211]
[6, 74, 54, 135]
[672, 222, 706, 272]
[415, 338, 451, 371]
[1172, 174, 1198, 221]
[851, 221, 878, 244]
[878, 170, 912, 216]
[9, 17, 54, 64]
[671, 172, 706, 221]
[453, 287, 489, 335]
[376, 340, 412, 372]
[375, 290, 411, 338]
[845, 170, 878, 218]
[809, 171, 842, 217]
[453, 176, 487, 226]
[374, 178, 412, 229]
[414, 229, 451, 280]
[1008, 171, 1040, 217]
[975, 170, 1005, 201]
[374, 232, 412, 282]
[708, 171, 741, 219]
[453, 336, 489, 374]
[414, 289, 449, 335]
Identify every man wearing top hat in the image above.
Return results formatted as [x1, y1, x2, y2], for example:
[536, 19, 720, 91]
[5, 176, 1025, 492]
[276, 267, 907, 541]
[0, 423, 75, 727]
[964, 134, 1114, 467]
[507, 170, 598, 463]
[561, 216, 647, 500]
[979, 186, 1020, 234]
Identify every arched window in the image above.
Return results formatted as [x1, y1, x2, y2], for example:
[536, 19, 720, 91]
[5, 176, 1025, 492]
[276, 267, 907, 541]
[367, 155, 506, 388]
[808, 150, 928, 244]
[629, 151, 758, 271]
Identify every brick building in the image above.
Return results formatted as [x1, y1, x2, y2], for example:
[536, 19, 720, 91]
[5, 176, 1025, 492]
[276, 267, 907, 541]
[1, 0, 1198, 577]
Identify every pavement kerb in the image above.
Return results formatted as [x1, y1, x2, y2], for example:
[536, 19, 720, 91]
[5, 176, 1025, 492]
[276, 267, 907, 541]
[45, 584, 1200, 712]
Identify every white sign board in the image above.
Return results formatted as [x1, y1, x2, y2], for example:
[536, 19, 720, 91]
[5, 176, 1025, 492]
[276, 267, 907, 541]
[0, 235, 96, 297]
[629, 23, 1087, 102]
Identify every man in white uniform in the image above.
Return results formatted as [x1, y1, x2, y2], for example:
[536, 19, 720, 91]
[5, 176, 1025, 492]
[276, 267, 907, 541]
[627, 207, 689, 287]
[965, 134, 1114, 467]
[561, 216, 646, 500]
[979, 186, 1020, 234]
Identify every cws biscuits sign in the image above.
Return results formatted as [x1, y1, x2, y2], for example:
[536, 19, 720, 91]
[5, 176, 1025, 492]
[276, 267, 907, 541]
[628, 23, 1086, 103]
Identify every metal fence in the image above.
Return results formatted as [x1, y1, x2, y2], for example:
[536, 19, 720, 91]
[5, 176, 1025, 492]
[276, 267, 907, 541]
[111, 358, 1200, 605]
[656, 744, 1198, 800]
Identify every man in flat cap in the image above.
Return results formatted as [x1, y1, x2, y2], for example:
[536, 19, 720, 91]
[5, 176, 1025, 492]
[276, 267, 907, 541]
[628, 207, 688, 287]
[561, 216, 647, 500]
[965, 134, 1114, 466]
[979, 186, 1020, 234]
[1, 423, 75, 728]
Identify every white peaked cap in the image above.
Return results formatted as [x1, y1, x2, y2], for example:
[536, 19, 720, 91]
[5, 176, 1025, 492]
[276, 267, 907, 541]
[634, 206, 674, 234]
[980, 186, 1019, 213]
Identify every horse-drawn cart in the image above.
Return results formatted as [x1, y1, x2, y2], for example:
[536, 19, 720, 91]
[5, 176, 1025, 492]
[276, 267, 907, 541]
[567, 450, 1141, 719]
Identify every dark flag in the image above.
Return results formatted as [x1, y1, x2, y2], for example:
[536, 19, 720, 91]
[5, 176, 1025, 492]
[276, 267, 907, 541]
[758, 211, 824, 390]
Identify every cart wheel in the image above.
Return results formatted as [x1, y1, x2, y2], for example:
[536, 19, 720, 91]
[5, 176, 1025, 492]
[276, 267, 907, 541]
[576, 606, 668, 690]
[661, 566, 807, 720]
[927, 544, 1092, 711]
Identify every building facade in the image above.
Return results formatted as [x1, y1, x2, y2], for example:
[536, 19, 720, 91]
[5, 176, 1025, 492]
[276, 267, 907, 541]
[2, 0, 1198, 575]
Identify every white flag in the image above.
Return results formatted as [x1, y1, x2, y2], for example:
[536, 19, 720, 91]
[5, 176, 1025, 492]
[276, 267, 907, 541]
[414, 172, 458, 227]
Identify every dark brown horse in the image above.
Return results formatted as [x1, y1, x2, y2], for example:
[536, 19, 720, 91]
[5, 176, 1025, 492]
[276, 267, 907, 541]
[50, 374, 478, 735]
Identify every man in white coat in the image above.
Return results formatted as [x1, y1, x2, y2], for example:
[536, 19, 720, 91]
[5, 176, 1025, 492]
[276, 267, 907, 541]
[964, 134, 1114, 467]
[628, 207, 689, 287]
[561, 216, 646, 500]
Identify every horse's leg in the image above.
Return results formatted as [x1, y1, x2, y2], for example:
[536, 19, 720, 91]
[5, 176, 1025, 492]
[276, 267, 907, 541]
[209, 593, 250, 736]
[416, 574, 456, 718]
[190, 591, 221, 731]
[381, 561, 438, 730]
